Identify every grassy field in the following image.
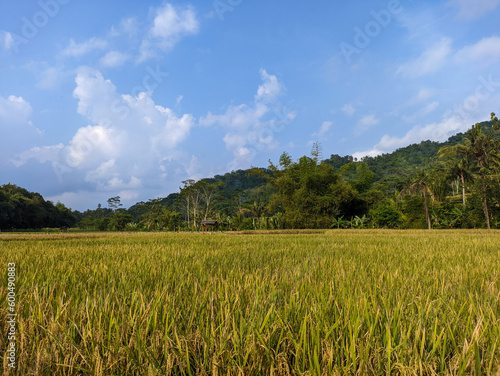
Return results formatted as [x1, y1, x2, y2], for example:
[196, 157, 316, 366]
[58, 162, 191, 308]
[0, 230, 499, 375]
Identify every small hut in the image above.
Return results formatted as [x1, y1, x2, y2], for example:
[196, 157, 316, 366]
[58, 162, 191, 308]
[201, 220, 218, 232]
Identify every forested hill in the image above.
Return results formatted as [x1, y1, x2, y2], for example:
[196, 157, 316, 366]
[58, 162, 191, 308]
[325, 120, 495, 179]
[0, 184, 76, 230]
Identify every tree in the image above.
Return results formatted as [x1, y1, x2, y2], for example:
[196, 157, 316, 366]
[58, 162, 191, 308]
[109, 213, 132, 231]
[141, 198, 164, 231]
[254, 152, 366, 228]
[371, 204, 401, 228]
[179, 179, 202, 229]
[199, 181, 223, 220]
[107, 196, 122, 212]
[400, 170, 434, 230]
[437, 154, 474, 206]
[492, 112, 499, 131]
[310, 142, 323, 164]
[438, 123, 498, 229]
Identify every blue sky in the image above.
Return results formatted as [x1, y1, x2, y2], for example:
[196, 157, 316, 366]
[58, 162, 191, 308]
[1, 0, 499, 211]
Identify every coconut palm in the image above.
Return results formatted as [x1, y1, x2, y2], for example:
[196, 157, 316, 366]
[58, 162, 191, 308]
[437, 154, 474, 206]
[439, 123, 498, 229]
[400, 169, 434, 230]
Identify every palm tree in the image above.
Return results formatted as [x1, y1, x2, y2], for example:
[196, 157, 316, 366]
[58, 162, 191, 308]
[439, 123, 497, 229]
[400, 169, 434, 230]
[437, 154, 474, 206]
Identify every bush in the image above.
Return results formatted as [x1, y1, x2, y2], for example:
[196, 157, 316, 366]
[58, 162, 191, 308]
[371, 204, 401, 228]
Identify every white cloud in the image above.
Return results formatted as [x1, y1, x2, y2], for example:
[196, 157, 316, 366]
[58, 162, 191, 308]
[353, 112, 483, 160]
[62, 37, 108, 57]
[352, 149, 383, 160]
[318, 121, 333, 136]
[255, 69, 282, 102]
[0, 95, 33, 126]
[355, 114, 379, 135]
[150, 3, 199, 40]
[121, 18, 139, 36]
[64, 125, 118, 169]
[407, 89, 434, 106]
[110, 17, 139, 37]
[0, 31, 13, 50]
[359, 115, 379, 127]
[341, 104, 355, 116]
[21, 61, 74, 90]
[455, 36, 500, 65]
[0, 95, 43, 163]
[448, 0, 500, 20]
[312, 121, 333, 139]
[376, 116, 466, 151]
[12, 144, 63, 167]
[402, 101, 439, 123]
[16, 70, 195, 196]
[175, 95, 183, 106]
[396, 38, 453, 77]
[138, 3, 199, 62]
[100, 50, 130, 68]
[200, 70, 295, 170]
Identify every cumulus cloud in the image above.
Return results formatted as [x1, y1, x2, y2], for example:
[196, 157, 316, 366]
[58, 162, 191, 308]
[448, 0, 500, 20]
[15, 69, 195, 199]
[396, 38, 453, 77]
[138, 3, 199, 62]
[12, 144, 63, 167]
[255, 69, 282, 102]
[0, 94, 44, 164]
[62, 37, 108, 57]
[0, 95, 33, 126]
[200, 70, 295, 170]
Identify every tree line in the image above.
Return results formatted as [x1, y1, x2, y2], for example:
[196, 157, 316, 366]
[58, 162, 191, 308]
[2, 114, 499, 231]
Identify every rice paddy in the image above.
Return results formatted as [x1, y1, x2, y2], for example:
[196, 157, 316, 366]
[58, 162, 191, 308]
[1, 230, 499, 375]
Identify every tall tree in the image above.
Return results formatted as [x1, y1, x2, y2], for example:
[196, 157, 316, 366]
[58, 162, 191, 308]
[199, 181, 223, 220]
[437, 155, 474, 206]
[439, 123, 498, 229]
[400, 170, 434, 230]
[107, 196, 122, 212]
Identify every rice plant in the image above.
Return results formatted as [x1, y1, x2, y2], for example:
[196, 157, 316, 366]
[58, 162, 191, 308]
[0, 230, 499, 375]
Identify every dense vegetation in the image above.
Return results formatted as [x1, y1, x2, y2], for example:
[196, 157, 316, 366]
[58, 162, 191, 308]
[0, 184, 75, 230]
[2, 231, 499, 375]
[2, 116, 499, 231]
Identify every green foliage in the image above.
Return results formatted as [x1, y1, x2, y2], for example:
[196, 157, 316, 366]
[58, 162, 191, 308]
[0, 184, 76, 230]
[266, 155, 366, 228]
[371, 204, 401, 228]
[400, 195, 427, 229]
[109, 213, 133, 231]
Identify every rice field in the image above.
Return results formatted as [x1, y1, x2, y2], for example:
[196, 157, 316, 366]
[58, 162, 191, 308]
[1, 230, 500, 375]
